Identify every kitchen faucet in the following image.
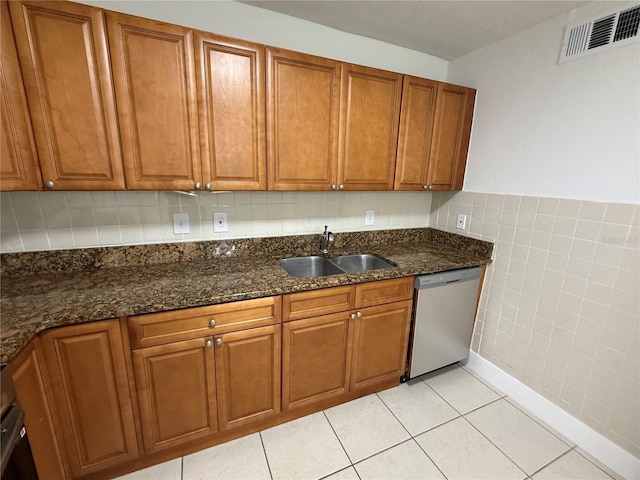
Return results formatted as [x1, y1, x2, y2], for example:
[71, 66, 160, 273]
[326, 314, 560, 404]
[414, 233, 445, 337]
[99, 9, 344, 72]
[320, 225, 334, 255]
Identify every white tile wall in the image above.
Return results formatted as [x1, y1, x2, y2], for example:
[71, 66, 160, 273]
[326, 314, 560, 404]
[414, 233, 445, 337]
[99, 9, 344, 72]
[0, 190, 431, 253]
[431, 192, 640, 458]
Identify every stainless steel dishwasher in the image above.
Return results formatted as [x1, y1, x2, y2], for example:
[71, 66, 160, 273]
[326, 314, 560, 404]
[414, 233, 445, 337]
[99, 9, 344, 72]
[406, 267, 483, 379]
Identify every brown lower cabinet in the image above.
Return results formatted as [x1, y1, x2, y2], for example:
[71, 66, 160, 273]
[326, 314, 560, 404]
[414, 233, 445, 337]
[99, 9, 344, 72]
[281, 278, 414, 411]
[10, 279, 416, 479]
[131, 301, 281, 451]
[38, 319, 139, 478]
[132, 337, 218, 453]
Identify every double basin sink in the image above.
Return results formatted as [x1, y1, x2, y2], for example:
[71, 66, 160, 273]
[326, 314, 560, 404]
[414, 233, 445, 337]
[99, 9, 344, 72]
[279, 254, 394, 278]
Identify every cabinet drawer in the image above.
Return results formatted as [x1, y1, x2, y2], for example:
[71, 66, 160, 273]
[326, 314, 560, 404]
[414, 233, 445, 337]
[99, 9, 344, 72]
[129, 296, 281, 348]
[355, 277, 414, 308]
[282, 286, 356, 321]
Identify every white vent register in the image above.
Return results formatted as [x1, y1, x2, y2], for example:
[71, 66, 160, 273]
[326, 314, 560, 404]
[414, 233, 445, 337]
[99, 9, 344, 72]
[559, 3, 640, 63]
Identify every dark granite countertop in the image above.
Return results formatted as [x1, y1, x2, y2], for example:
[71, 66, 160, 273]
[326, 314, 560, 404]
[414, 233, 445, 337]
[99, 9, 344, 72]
[0, 228, 493, 363]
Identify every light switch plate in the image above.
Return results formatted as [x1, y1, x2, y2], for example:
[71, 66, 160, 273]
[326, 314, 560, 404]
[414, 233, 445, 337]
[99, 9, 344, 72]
[213, 212, 228, 232]
[365, 209, 375, 226]
[173, 213, 190, 234]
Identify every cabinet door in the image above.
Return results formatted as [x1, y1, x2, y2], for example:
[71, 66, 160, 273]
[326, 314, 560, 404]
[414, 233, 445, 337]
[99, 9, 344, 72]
[215, 325, 280, 430]
[282, 312, 351, 411]
[196, 33, 265, 190]
[10, 338, 68, 479]
[107, 12, 201, 190]
[0, 1, 41, 191]
[427, 83, 476, 191]
[133, 337, 217, 452]
[338, 64, 402, 190]
[349, 300, 412, 391]
[267, 48, 340, 191]
[394, 76, 438, 191]
[8, 1, 124, 190]
[39, 320, 138, 477]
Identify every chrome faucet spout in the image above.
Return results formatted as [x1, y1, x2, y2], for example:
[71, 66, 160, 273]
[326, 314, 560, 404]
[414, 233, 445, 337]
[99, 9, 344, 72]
[320, 225, 334, 255]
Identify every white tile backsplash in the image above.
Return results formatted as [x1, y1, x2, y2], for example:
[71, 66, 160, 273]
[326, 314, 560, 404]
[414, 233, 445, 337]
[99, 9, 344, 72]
[0, 190, 431, 252]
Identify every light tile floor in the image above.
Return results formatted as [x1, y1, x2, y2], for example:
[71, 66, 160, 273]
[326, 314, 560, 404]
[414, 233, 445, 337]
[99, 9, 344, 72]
[114, 365, 618, 480]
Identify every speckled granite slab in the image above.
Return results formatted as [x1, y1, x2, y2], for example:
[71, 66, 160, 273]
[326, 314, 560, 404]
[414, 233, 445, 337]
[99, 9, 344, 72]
[0, 228, 493, 363]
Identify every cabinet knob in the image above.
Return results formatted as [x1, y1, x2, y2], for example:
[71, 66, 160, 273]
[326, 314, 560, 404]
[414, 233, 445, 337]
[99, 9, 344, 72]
[427, 185, 433, 190]
[208, 319, 216, 328]
[338, 184, 344, 190]
[350, 313, 356, 320]
[204, 183, 211, 191]
[194, 182, 202, 190]
[205, 340, 213, 348]
[423, 185, 428, 190]
[331, 184, 337, 190]
[356, 311, 362, 318]
[44, 181, 55, 189]
[215, 338, 222, 346]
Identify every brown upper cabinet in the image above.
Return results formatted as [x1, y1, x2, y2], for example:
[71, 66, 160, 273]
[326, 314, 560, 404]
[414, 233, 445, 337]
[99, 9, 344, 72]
[338, 64, 402, 191]
[3, 0, 476, 193]
[427, 82, 476, 191]
[266, 48, 341, 191]
[0, 1, 41, 191]
[395, 77, 476, 191]
[267, 52, 404, 191]
[107, 12, 202, 190]
[196, 33, 266, 190]
[8, 0, 125, 190]
[394, 76, 438, 191]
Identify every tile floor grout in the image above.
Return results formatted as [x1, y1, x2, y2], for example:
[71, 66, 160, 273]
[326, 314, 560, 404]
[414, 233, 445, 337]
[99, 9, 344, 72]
[117, 365, 616, 480]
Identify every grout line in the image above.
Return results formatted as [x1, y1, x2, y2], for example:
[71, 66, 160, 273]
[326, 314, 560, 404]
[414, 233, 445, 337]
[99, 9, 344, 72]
[502, 396, 575, 448]
[258, 432, 274, 480]
[412, 436, 450, 480]
[322, 410, 355, 466]
[375, 391, 413, 438]
[528, 446, 579, 478]
[460, 415, 528, 479]
[573, 447, 618, 480]
[181, 455, 184, 480]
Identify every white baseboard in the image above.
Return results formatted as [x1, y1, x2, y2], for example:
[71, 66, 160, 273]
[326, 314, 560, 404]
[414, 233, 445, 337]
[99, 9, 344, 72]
[464, 351, 640, 480]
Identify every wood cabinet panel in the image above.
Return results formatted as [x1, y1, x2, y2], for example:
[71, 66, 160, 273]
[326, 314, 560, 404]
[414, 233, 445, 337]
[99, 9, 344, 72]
[196, 33, 265, 190]
[282, 313, 351, 411]
[0, 1, 41, 191]
[215, 325, 280, 430]
[349, 300, 412, 391]
[39, 319, 138, 477]
[428, 82, 476, 191]
[133, 337, 217, 452]
[10, 338, 68, 479]
[338, 64, 402, 190]
[355, 277, 414, 308]
[8, 0, 124, 190]
[267, 48, 341, 190]
[394, 76, 438, 191]
[128, 296, 281, 348]
[107, 12, 201, 190]
[283, 286, 355, 321]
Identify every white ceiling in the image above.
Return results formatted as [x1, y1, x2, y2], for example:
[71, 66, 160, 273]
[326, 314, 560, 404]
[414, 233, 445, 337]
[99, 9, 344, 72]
[240, 0, 591, 60]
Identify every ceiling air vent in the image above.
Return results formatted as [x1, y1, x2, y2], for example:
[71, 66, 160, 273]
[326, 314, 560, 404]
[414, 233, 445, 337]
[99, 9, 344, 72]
[559, 3, 640, 63]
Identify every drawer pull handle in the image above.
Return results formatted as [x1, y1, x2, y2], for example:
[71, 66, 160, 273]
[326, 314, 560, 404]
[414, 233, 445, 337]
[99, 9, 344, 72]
[215, 338, 223, 346]
[208, 319, 216, 328]
[205, 340, 213, 348]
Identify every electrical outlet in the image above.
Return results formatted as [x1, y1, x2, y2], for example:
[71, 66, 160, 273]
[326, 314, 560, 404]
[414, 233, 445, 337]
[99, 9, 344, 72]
[456, 213, 468, 230]
[365, 209, 375, 226]
[213, 212, 228, 232]
[173, 213, 190, 234]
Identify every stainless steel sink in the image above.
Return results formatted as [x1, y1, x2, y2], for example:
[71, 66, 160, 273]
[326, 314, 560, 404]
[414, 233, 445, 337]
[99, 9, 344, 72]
[278, 256, 344, 278]
[331, 254, 394, 273]
[279, 254, 394, 277]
